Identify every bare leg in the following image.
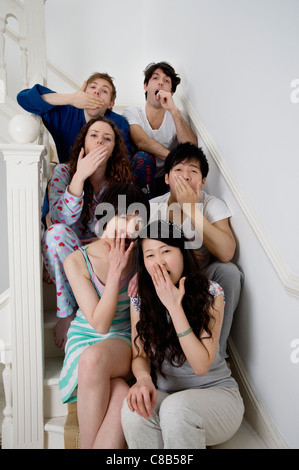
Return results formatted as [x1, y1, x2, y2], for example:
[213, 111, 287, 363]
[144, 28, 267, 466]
[54, 310, 76, 351]
[77, 339, 131, 449]
[93, 378, 130, 449]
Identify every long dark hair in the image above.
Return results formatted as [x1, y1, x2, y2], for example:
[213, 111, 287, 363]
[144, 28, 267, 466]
[69, 116, 133, 231]
[135, 220, 215, 375]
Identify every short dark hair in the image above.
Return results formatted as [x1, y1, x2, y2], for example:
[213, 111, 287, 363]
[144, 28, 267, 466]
[164, 142, 209, 179]
[143, 62, 181, 93]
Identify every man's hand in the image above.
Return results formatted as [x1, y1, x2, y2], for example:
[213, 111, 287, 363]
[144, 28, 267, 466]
[70, 81, 104, 109]
[156, 90, 177, 112]
[174, 175, 201, 208]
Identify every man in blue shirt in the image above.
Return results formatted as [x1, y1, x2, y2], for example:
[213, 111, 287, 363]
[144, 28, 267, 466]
[18, 72, 133, 228]
[17, 72, 132, 162]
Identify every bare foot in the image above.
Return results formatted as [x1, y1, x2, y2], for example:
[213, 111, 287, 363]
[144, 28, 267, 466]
[43, 265, 53, 284]
[54, 311, 76, 351]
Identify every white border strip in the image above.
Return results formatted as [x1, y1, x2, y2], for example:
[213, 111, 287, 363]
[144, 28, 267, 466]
[178, 91, 299, 299]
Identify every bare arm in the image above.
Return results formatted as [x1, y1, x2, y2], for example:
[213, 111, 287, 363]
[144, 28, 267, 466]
[64, 237, 134, 333]
[151, 264, 224, 375]
[170, 293, 224, 375]
[174, 175, 236, 262]
[125, 303, 158, 418]
[129, 124, 170, 161]
[157, 91, 198, 145]
[169, 107, 198, 145]
[188, 209, 236, 263]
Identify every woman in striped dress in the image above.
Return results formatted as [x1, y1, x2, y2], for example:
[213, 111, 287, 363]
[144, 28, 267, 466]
[59, 183, 150, 449]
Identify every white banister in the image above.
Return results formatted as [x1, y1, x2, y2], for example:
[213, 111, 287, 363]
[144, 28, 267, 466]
[0, 0, 47, 101]
[0, 15, 7, 102]
[0, 290, 12, 448]
[23, 0, 47, 86]
[2, 362, 13, 448]
[0, 114, 46, 448]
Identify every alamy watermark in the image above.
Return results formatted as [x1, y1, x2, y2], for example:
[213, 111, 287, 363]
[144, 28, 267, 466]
[290, 339, 299, 364]
[95, 196, 203, 249]
[290, 79, 299, 103]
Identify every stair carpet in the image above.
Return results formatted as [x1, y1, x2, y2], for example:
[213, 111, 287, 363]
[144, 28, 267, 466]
[43, 283, 267, 450]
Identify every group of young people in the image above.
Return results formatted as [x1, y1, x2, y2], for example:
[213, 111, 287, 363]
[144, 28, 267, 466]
[17, 62, 244, 449]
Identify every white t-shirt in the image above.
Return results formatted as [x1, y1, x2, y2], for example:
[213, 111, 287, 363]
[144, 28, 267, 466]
[149, 191, 231, 268]
[123, 105, 189, 177]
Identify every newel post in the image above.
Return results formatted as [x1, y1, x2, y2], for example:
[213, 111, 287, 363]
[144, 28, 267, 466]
[0, 114, 46, 448]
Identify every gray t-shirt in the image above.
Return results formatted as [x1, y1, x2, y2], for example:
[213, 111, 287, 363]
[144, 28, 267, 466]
[131, 281, 238, 393]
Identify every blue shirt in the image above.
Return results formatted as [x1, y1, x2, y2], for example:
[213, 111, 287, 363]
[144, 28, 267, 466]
[17, 84, 132, 163]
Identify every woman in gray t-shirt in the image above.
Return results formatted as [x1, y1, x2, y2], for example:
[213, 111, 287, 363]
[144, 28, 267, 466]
[121, 220, 244, 449]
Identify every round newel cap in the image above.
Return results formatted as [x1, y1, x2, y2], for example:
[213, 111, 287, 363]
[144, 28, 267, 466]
[9, 114, 40, 143]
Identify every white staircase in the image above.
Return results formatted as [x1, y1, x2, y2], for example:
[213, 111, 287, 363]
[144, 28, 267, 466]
[0, 0, 274, 451]
[43, 283, 67, 449]
[41, 280, 267, 449]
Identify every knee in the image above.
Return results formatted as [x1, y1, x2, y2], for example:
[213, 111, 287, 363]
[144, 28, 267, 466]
[78, 344, 109, 386]
[43, 223, 70, 247]
[132, 151, 156, 168]
[121, 396, 133, 424]
[224, 262, 243, 284]
[159, 393, 192, 429]
[121, 396, 142, 432]
[111, 378, 130, 402]
[42, 224, 79, 259]
[209, 262, 243, 288]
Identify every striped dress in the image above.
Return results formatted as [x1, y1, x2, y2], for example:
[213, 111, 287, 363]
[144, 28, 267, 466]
[59, 246, 133, 404]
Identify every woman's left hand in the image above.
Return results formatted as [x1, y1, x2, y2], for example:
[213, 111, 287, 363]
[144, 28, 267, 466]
[152, 263, 186, 312]
[104, 234, 134, 277]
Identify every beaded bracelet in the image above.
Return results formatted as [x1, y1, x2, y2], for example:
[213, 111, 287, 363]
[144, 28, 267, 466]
[177, 327, 193, 338]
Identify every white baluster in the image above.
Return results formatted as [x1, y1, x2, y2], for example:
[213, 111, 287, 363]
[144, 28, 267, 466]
[19, 39, 29, 89]
[0, 16, 7, 102]
[0, 114, 46, 449]
[2, 362, 13, 449]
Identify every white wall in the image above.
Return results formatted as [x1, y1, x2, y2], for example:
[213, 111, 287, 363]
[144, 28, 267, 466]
[138, 0, 299, 448]
[44, 0, 146, 105]
[1, 0, 298, 448]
